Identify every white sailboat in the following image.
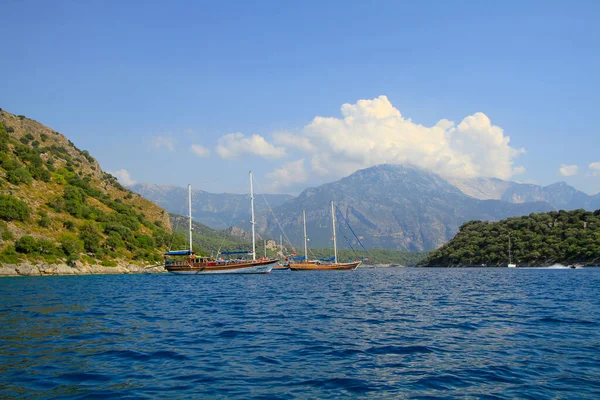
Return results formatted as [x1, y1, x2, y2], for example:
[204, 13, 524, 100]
[163, 171, 278, 274]
[508, 233, 516, 268]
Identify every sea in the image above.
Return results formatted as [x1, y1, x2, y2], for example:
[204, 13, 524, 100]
[1, 267, 599, 399]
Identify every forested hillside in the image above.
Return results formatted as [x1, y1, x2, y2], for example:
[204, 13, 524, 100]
[0, 110, 183, 269]
[420, 209, 600, 266]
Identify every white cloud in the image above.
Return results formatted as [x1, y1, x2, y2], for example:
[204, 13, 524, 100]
[559, 164, 578, 177]
[273, 131, 316, 152]
[589, 162, 600, 176]
[109, 169, 136, 186]
[191, 144, 210, 157]
[265, 95, 525, 184]
[216, 133, 286, 159]
[265, 159, 308, 191]
[150, 136, 175, 151]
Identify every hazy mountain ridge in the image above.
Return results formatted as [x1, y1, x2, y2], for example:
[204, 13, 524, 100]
[129, 183, 293, 229]
[450, 177, 600, 210]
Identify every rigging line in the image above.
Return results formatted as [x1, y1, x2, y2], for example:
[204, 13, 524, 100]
[216, 194, 243, 256]
[335, 205, 370, 255]
[167, 186, 190, 251]
[251, 176, 298, 254]
[337, 224, 357, 259]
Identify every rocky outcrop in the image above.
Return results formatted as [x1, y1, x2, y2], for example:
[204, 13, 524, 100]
[0, 261, 166, 277]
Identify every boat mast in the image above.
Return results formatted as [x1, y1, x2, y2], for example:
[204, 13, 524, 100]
[250, 171, 256, 261]
[331, 201, 337, 264]
[508, 233, 512, 264]
[303, 210, 308, 261]
[188, 184, 192, 253]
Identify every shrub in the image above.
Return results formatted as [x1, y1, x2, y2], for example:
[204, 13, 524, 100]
[0, 221, 13, 241]
[40, 133, 48, 142]
[63, 220, 75, 231]
[7, 127, 15, 133]
[7, 167, 33, 185]
[63, 185, 86, 218]
[47, 197, 66, 213]
[78, 223, 102, 254]
[135, 234, 155, 250]
[15, 235, 37, 254]
[19, 137, 30, 145]
[36, 238, 57, 255]
[38, 211, 51, 228]
[104, 231, 125, 251]
[101, 259, 117, 267]
[18, 115, 26, 120]
[66, 254, 79, 266]
[32, 140, 40, 148]
[0, 245, 20, 264]
[0, 195, 29, 221]
[59, 233, 84, 256]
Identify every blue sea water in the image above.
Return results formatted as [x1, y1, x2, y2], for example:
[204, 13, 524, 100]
[1, 267, 599, 399]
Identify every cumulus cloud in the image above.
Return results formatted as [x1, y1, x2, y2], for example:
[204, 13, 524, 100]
[150, 136, 175, 151]
[266, 95, 525, 188]
[265, 159, 308, 191]
[589, 162, 600, 176]
[191, 144, 210, 157]
[216, 133, 286, 159]
[559, 164, 578, 177]
[273, 131, 316, 152]
[109, 169, 136, 186]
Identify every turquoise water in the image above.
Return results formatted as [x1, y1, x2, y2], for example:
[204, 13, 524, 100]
[1, 268, 599, 399]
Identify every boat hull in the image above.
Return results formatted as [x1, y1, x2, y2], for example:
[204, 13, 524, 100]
[289, 261, 361, 271]
[166, 259, 278, 275]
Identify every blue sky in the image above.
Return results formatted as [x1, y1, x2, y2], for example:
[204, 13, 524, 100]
[2, 0, 600, 194]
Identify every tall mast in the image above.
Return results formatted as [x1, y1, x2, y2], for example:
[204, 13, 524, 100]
[303, 210, 308, 261]
[508, 233, 512, 263]
[250, 171, 256, 261]
[280, 234, 283, 256]
[331, 201, 337, 264]
[188, 184, 192, 253]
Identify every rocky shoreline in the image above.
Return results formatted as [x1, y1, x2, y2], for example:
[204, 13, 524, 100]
[0, 261, 166, 277]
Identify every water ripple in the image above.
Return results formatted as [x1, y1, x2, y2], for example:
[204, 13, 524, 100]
[1, 268, 600, 398]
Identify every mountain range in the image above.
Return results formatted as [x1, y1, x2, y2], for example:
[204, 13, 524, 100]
[129, 164, 600, 251]
[449, 177, 600, 210]
[129, 183, 293, 229]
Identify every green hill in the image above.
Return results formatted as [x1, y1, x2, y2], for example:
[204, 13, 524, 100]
[419, 209, 600, 267]
[0, 109, 183, 269]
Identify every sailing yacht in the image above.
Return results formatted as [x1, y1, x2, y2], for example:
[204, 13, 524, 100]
[163, 171, 278, 274]
[289, 201, 361, 271]
[508, 233, 516, 268]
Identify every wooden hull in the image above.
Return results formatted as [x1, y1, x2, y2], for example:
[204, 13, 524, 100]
[289, 261, 361, 271]
[166, 259, 278, 274]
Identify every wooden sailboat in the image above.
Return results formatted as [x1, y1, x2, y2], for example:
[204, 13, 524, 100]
[164, 171, 278, 274]
[289, 201, 361, 271]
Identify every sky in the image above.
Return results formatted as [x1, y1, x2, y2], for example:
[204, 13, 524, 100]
[2, 0, 600, 195]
